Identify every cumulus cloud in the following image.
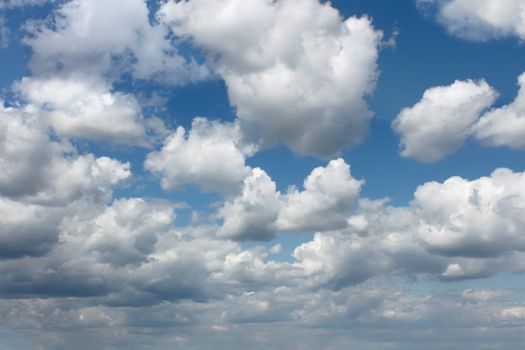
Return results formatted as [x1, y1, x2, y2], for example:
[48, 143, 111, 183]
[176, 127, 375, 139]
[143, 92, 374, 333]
[24, 0, 209, 83]
[412, 168, 525, 258]
[0, 197, 62, 258]
[420, 0, 525, 41]
[81, 198, 175, 267]
[0, 99, 130, 260]
[474, 72, 525, 149]
[145, 118, 252, 195]
[15, 76, 150, 145]
[290, 167, 525, 289]
[0, 155, 525, 348]
[217, 159, 363, 240]
[217, 168, 281, 241]
[160, 0, 383, 157]
[392, 79, 497, 163]
[2, 2, 525, 347]
[0, 101, 131, 204]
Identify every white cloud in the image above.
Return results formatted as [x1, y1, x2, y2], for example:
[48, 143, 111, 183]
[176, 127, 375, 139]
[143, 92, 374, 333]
[16, 77, 150, 145]
[290, 167, 525, 289]
[160, 0, 382, 157]
[75, 198, 176, 267]
[413, 168, 525, 258]
[422, 0, 525, 41]
[0, 0, 53, 9]
[0, 101, 131, 206]
[217, 158, 363, 240]
[392, 79, 497, 162]
[474, 72, 525, 149]
[277, 159, 363, 232]
[145, 118, 252, 195]
[217, 168, 280, 241]
[24, 0, 209, 83]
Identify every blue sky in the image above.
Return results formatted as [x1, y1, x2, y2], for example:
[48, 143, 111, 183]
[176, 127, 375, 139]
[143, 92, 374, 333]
[1, 0, 525, 349]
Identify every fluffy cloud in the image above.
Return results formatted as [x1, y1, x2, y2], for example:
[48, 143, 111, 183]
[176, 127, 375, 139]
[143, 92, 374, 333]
[217, 159, 363, 240]
[81, 198, 175, 267]
[24, 0, 208, 83]
[0, 160, 525, 348]
[145, 118, 251, 195]
[291, 167, 525, 289]
[0, 99, 130, 260]
[15, 77, 150, 145]
[277, 159, 363, 232]
[420, 0, 525, 41]
[474, 72, 525, 149]
[392, 79, 497, 163]
[217, 168, 280, 241]
[413, 168, 525, 258]
[160, 0, 382, 157]
[0, 101, 130, 204]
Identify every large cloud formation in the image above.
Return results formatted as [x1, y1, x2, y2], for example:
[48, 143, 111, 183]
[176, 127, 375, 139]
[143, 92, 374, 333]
[159, 0, 383, 157]
[2, 154, 525, 348]
[1, 1, 525, 349]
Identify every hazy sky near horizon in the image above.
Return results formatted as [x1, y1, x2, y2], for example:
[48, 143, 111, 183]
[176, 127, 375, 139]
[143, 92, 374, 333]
[1, 0, 525, 349]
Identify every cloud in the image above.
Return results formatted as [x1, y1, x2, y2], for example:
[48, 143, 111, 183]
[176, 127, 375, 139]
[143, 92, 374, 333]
[217, 158, 363, 240]
[145, 118, 252, 195]
[80, 198, 176, 267]
[0, 100, 130, 259]
[277, 159, 363, 232]
[0, 16, 9, 47]
[462, 288, 512, 302]
[160, 0, 382, 157]
[474, 72, 525, 149]
[419, 0, 525, 41]
[217, 168, 281, 241]
[15, 76, 151, 145]
[0, 101, 131, 205]
[0, 197, 62, 258]
[24, 0, 209, 83]
[0, 0, 54, 9]
[290, 167, 525, 289]
[1, 281, 524, 350]
[0, 152, 524, 348]
[392, 79, 497, 163]
[412, 168, 525, 258]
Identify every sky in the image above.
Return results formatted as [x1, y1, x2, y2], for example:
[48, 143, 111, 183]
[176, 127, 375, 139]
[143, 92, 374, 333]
[0, 0, 525, 349]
